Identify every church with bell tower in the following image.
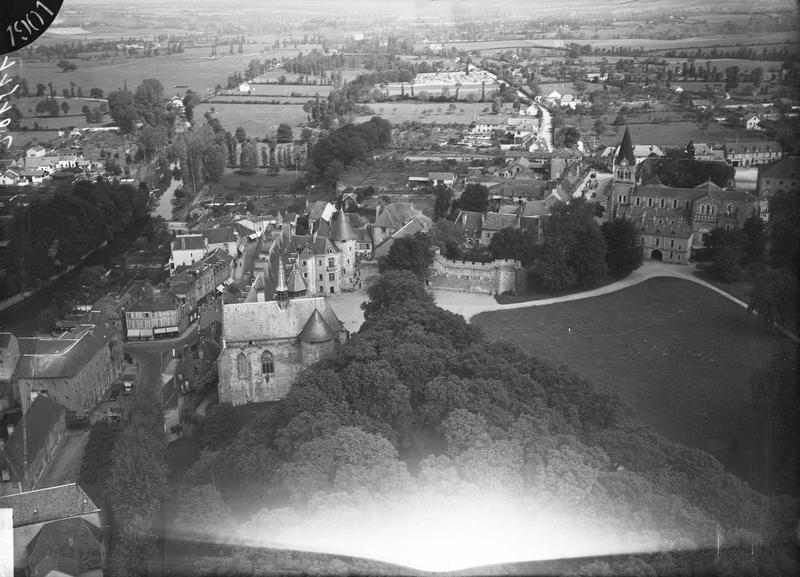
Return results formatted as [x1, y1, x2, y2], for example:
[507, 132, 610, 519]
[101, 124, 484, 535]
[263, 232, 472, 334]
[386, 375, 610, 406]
[608, 125, 638, 219]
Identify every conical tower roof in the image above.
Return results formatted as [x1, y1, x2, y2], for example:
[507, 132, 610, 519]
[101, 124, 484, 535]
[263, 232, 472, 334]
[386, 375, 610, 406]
[286, 263, 307, 294]
[330, 210, 356, 242]
[298, 309, 335, 343]
[614, 126, 636, 166]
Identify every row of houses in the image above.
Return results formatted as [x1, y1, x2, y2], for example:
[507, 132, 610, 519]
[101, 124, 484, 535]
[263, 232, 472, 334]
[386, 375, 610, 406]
[0, 146, 106, 187]
[599, 137, 783, 169]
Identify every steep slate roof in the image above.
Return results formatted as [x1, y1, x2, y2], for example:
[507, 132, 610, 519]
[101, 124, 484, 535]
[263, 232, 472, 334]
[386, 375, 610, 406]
[453, 210, 483, 235]
[482, 212, 519, 231]
[16, 325, 113, 380]
[202, 227, 237, 245]
[634, 212, 693, 239]
[30, 553, 83, 577]
[0, 483, 100, 527]
[694, 179, 724, 191]
[2, 396, 65, 481]
[298, 309, 336, 343]
[330, 210, 356, 242]
[224, 296, 343, 343]
[696, 189, 759, 203]
[724, 140, 781, 154]
[634, 184, 708, 201]
[374, 203, 423, 229]
[521, 200, 550, 217]
[27, 517, 103, 575]
[615, 126, 636, 166]
[172, 234, 206, 251]
[126, 292, 180, 313]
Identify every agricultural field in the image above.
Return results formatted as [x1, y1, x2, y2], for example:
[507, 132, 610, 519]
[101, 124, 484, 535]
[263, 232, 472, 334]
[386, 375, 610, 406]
[472, 277, 796, 472]
[221, 85, 333, 98]
[14, 50, 300, 100]
[194, 102, 309, 134]
[12, 97, 110, 131]
[581, 119, 755, 148]
[355, 101, 498, 125]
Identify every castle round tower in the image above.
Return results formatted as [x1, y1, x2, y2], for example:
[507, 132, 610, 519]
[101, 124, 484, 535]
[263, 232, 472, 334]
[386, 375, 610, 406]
[330, 209, 358, 290]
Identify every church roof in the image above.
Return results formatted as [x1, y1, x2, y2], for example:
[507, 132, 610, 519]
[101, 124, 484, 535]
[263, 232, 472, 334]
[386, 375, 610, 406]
[330, 210, 356, 241]
[298, 309, 336, 343]
[615, 126, 636, 166]
[223, 296, 344, 343]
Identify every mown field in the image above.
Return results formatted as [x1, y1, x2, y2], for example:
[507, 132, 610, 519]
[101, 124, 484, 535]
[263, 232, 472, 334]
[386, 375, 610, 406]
[194, 102, 309, 134]
[472, 277, 796, 471]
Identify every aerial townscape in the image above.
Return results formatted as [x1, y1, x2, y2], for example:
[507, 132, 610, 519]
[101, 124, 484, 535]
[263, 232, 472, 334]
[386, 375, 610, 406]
[0, 0, 798, 575]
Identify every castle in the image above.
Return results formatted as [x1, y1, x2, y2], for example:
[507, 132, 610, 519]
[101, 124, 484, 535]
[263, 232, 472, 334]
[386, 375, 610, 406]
[217, 262, 347, 405]
[217, 211, 356, 405]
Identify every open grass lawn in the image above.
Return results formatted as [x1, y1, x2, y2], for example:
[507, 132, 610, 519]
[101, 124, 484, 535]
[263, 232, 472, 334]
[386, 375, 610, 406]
[472, 277, 796, 470]
[194, 102, 309, 134]
[600, 121, 747, 148]
[214, 168, 302, 195]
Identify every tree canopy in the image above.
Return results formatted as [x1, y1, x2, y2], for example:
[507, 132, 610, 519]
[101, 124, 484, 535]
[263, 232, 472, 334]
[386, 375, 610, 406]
[379, 232, 435, 278]
[601, 218, 643, 276]
[454, 183, 490, 213]
[177, 267, 792, 575]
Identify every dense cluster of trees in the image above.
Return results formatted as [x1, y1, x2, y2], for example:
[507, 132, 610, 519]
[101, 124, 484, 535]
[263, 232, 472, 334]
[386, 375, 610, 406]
[107, 78, 174, 135]
[78, 421, 122, 492]
[308, 116, 392, 186]
[0, 179, 151, 299]
[701, 188, 799, 335]
[169, 114, 230, 195]
[176, 270, 795, 575]
[639, 156, 736, 188]
[106, 391, 169, 577]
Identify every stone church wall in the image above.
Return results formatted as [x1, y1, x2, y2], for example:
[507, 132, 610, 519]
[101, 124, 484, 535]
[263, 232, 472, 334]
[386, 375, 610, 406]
[218, 339, 302, 405]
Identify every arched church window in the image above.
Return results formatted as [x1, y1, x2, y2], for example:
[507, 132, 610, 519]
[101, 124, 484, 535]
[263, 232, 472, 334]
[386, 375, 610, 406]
[261, 350, 274, 375]
[236, 351, 250, 379]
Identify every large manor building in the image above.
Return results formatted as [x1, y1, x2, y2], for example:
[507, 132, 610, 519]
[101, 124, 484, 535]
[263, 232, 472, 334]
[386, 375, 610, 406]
[608, 127, 759, 263]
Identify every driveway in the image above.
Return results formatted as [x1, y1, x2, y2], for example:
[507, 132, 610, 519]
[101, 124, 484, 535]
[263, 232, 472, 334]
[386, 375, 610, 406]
[432, 261, 751, 321]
